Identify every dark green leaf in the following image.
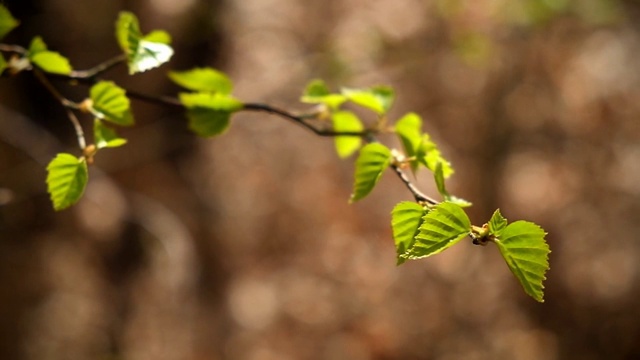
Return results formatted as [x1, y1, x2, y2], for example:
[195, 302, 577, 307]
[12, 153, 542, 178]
[179, 92, 243, 137]
[350, 143, 392, 202]
[494, 221, 550, 302]
[0, 54, 6, 74]
[28, 36, 47, 54]
[332, 111, 363, 158]
[115, 11, 173, 74]
[404, 202, 471, 259]
[169, 67, 233, 94]
[488, 209, 508, 236]
[89, 81, 134, 126]
[0, 5, 19, 40]
[342, 86, 395, 115]
[391, 201, 427, 265]
[301, 79, 347, 110]
[46, 153, 88, 211]
[94, 119, 127, 149]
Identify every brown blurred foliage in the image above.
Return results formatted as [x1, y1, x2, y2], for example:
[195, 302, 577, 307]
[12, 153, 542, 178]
[1, 0, 639, 359]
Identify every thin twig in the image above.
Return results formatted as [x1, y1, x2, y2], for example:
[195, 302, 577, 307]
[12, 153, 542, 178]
[0, 43, 26, 54]
[32, 69, 86, 149]
[69, 54, 127, 80]
[390, 163, 439, 205]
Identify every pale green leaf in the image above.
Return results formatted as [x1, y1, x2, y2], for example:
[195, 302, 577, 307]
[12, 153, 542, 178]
[342, 86, 395, 115]
[391, 201, 427, 265]
[395, 112, 422, 172]
[332, 111, 363, 158]
[350, 143, 392, 202]
[179, 92, 243, 137]
[169, 67, 233, 94]
[89, 81, 134, 126]
[94, 119, 127, 149]
[417, 134, 454, 178]
[433, 162, 472, 207]
[115, 11, 173, 74]
[404, 202, 471, 259]
[301, 79, 347, 110]
[494, 221, 550, 302]
[27, 37, 72, 75]
[488, 209, 508, 236]
[0, 4, 19, 40]
[46, 153, 88, 211]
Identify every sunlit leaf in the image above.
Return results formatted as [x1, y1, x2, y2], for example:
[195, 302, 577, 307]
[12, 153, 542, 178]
[46, 153, 88, 211]
[395, 112, 423, 172]
[115, 11, 173, 74]
[434, 162, 472, 207]
[94, 119, 127, 149]
[332, 111, 363, 158]
[179, 92, 243, 137]
[488, 209, 507, 236]
[494, 221, 550, 302]
[417, 134, 454, 178]
[169, 67, 233, 94]
[391, 201, 427, 265]
[301, 79, 347, 110]
[342, 86, 395, 115]
[27, 37, 72, 75]
[404, 202, 471, 259]
[350, 143, 392, 202]
[89, 81, 134, 126]
[0, 4, 19, 40]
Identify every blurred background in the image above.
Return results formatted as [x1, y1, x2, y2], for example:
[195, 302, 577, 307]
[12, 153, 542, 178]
[1, 0, 639, 359]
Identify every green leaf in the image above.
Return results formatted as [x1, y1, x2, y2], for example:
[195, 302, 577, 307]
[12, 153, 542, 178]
[332, 111, 363, 158]
[179, 92, 244, 137]
[46, 153, 89, 211]
[169, 67, 233, 94]
[27, 37, 72, 75]
[494, 221, 550, 302]
[115, 11, 174, 74]
[94, 119, 127, 149]
[350, 143, 392, 203]
[0, 54, 6, 75]
[300, 79, 346, 110]
[395, 112, 422, 172]
[488, 209, 507, 236]
[404, 202, 471, 259]
[391, 201, 427, 265]
[342, 86, 395, 115]
[434, 162, 472, 207]
[0, 4, 19, 40]
[89, 81, 134, 126]
[417, 134, 454, 178]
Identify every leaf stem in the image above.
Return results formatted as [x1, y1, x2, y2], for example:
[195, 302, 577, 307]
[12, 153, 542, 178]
[69, 54, 127, 80]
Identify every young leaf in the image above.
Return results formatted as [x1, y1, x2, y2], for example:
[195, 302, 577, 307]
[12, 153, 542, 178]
[169, 67, 233, 94]
[488, 209, 508, 236]
[342, 86, 395, 115]
[115, 11, 174, 74]
[404, 202, 471, 260]
[46, 153, 89, 211]
[300, 79, 347, 110]
[0, 4, 18, 40]
[493, 221, 550, 302]
[417, 134, 454, 178]
[433, 162, 472, 207]
[350, 143, 392, 202]
[332, 111, 363, 158]
[391, 201, 427, 265]
[89, 81, 134, 126]
[395, 112, 422, 172]
[27, 37, 72, 75]
[94, 119, 127, 149]
[179, 92, 244, 137]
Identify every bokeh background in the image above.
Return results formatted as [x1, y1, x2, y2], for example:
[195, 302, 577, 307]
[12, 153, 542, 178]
[1, 0, 639, 359]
